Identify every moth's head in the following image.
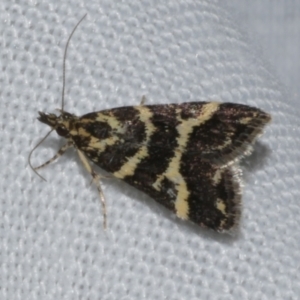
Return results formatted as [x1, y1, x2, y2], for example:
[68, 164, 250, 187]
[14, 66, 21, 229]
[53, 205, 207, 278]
[38, 111, 75, 138]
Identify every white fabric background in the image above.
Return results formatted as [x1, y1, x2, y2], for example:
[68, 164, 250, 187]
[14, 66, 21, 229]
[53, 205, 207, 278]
[0, 1, 299, 300]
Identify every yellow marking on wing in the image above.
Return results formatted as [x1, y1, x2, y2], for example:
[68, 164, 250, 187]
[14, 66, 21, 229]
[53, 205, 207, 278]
[72, 113, 124, 153]
[79, 112, 124, 133]
[113, 106, 156, 179]
[152, 174, 163, 191]
[69, 126, 91, 139]
[96, 113, 122, 131]
[216, 198, 226, 215]
[153, 102, 220, 219]
[71, 127, 120, 153]
[212, 169, 222, 185]
[77, 127, 90, 137]
[175, 190, 189, 219]
[239, 116, 253, 125]
[198, 102, 220, 122]
[88, 136, 120, 151]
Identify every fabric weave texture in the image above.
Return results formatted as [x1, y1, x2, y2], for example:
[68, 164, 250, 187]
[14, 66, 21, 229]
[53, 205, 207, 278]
[0, 1, 299, 299]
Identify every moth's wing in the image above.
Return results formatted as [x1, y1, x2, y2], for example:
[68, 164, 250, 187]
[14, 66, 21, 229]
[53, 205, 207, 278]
[178, 102, 271, 164]
[74, 103, 269, 231]
[123, 158, 241, 232]
[78, 102, 271, 169]
[77, 105, 182, 175]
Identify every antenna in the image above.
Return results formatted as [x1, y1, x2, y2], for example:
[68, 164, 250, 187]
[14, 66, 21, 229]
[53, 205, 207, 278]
[28, 129, 54, 181]
[61, 13, 87, 111]
[29, 14, 87, 177]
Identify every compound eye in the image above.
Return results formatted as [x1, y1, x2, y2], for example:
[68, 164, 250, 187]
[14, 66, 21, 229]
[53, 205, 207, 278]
[56, 126, 69, 137]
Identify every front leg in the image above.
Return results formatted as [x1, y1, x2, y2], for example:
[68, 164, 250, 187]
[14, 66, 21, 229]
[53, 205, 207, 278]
[77, 149, 107, 229]
[34, 141, 73, 170]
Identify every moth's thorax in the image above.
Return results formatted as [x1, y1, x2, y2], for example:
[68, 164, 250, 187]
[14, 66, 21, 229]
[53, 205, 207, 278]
[38, 111, 78, 138]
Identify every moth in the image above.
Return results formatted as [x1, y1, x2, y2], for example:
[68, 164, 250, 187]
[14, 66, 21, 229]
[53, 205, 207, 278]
[29, 15, 271, 232]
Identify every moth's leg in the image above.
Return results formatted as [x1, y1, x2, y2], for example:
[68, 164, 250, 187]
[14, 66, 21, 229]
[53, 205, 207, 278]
[34, 141, 72, 170]
[77, 149, 107, 229]
[140, 95, 147, 106]
[88, 173, 113, 186]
